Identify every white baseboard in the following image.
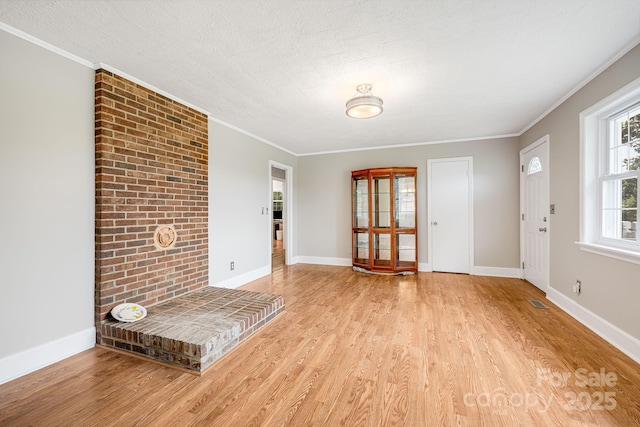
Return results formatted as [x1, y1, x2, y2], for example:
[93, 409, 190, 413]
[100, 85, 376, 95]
[0, 327, 96, 385]
[211, 265, 271, 289]
[292, 258, 521, 278]
[295, 256, 352, 266]
[294, 257, 430, 271]
[546, 286, 640, 364]
[473, 266, 522, 278]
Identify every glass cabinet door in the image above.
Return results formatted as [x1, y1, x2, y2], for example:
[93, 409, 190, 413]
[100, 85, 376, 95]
[353, 231, 369, 265]
[396, 232, 416, 268]
[373, 232, 392, 268]
[395, 174, 415, 229]
[373, 175, 391, 228]
[353, 176, 369, 228]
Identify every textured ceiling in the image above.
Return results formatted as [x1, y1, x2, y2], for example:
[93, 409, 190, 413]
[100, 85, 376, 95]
[1, 0, 639, 155]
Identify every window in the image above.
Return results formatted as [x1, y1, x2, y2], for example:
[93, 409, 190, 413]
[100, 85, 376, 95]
[602, 105, 639, 241]
[578, 77, 640, 264]
[528, 156, 542, 175]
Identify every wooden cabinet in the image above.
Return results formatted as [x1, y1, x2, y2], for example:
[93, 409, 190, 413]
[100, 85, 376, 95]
[352, 167, 417, 274]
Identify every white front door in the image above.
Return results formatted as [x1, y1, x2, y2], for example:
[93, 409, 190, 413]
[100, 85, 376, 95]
[428, 157, 473, 274]
[521, 137, 549, 291]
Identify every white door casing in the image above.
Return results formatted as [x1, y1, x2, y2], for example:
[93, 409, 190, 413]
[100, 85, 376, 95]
[428, 157, 474, 274]
[520, 136, 550, 292]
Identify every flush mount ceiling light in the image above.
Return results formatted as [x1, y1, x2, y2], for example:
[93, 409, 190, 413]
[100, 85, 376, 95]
[346, 84, 383, 119]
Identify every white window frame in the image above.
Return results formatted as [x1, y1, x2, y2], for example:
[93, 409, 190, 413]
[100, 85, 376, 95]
[577, 76, 640, 264]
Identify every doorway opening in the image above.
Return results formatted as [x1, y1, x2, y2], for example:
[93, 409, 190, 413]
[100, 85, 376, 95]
[270, 162, 293, 270]
[272, 174, 285, 270]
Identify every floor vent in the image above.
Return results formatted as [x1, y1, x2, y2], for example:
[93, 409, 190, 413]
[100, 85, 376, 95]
[528, 299, 548, 309]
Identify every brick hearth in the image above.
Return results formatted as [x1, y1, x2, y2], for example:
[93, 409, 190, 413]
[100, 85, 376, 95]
[99, 287, 285, 372]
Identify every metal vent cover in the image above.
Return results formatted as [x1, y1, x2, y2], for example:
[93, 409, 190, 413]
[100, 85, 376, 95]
[528, 299, 548, 309]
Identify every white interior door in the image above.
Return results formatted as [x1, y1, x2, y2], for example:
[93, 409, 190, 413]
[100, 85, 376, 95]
[428, 158, 473, 273]
[521, 138, 549, 291]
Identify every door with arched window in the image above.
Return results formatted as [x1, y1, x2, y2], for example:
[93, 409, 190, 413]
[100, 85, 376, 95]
[521, 137, 549, 292]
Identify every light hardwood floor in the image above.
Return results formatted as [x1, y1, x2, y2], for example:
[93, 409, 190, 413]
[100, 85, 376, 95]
[1, 265, 639, 426]
[272, 238, 284, 270]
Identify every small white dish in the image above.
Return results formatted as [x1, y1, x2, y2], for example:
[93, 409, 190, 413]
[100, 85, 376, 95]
[111, 303, 147, 322]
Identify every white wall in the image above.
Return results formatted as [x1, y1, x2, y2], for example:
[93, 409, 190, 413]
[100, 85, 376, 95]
[208, 121, 297, 288]
[0, 30, 95, 382]
[520, 44, 640, 357]
[296, 137, 521, 274]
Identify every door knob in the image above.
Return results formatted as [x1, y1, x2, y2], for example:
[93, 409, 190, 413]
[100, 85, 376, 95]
[539, 227, 547, 232]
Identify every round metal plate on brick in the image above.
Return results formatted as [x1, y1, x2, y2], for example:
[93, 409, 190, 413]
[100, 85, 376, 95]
[154, 225, 177, 250]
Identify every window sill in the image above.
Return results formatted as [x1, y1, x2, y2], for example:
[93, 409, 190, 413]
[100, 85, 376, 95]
[575, 241, 640, 265]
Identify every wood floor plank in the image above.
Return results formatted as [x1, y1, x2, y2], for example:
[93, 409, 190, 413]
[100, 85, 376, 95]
[1, 265, 639, 426]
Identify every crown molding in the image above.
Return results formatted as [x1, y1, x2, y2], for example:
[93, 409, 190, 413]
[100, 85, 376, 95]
[0, 21, 93, 68]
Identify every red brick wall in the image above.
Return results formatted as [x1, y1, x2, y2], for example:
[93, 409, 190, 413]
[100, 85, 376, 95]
[95, 69, 208, 327]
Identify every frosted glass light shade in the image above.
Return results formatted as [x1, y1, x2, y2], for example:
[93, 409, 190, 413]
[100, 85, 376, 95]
[346, 95, 383, 118]
[346, 84, 383, 119]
